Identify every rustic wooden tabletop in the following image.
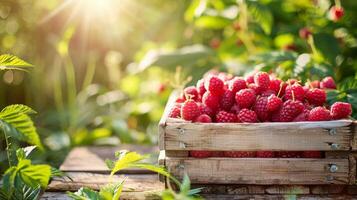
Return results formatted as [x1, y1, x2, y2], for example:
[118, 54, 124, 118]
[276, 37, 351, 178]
[41, 145, 357, 200]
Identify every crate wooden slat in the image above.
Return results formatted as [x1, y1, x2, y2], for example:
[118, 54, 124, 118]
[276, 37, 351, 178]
[164, 120, 352, 151]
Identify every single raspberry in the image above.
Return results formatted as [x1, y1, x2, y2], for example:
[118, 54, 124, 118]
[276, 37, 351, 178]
[284, 83, 305, 101]
[293, 109, 310, 122]
[267, 94, 283, 112]
[308, 107, 332, 121]
[190, 151, 212, 158]
[175, 97, 185, 103]
[254, 72, 270, 90]
[168, 104, 181, 118]
[230, 104, 241, 114]
[220, 89, 235, 111]
[254, 96, 270, 122]
[248, 84, 264, 95]
[307, 80, 320, 88]
[202, 91, 220, 111]
[330, 102, 352, 119]
[257, 151, 274, 158]
[306, 88, 326, 106]
[279, 100, 304, 122]
[181, 100, 200, 121]
[275, 151, 302, 158]
[329, 6, 344, 21]
[238, 109, 258, 123]
[320, 76, 336, 89]
[235, 89, 256, 109]
[205, 76, 224, 95]
[183, 86, 199, 101]
[224, 151, 256, 158]
[194, 114, 212, 123]
[299, 27, 312, 39]
[245, 74, 255, 84]
[196, 79, 206, 96]
[216, 111, 237, 123]
[269, 79, 286, 96]
[303, 151, 322, 158]
[229, 77, 247, 93]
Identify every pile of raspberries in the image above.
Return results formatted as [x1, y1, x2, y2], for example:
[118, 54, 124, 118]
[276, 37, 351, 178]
[168, 71, 352, 158]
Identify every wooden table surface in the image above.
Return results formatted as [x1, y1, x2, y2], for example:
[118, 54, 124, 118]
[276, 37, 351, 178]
[41, 145, 357, 200]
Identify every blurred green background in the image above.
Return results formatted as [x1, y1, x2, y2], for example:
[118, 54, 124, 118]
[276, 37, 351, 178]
[1, 0, 356, 169]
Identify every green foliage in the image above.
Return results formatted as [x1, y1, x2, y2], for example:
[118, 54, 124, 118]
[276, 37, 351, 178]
[67, 180, 124, 200]
[0, 104, 43, 150]
[161, 174, 203, 200]
[0, 54, 33, 72]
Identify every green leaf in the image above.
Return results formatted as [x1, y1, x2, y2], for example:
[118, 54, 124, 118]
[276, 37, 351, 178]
[247, 1, 273, 34]
[67, 187, 100, 200]
[184, 0, 206, 22]
[17, 159, 51, 188]
[110, 151, 147, 176]
[137, 45, 215, 72]
[313, 33, 340, 64]
[99, 180, 125, 200]
[0, 54, 33, 71]
[0, 104, 42, 150]
[194, 15, 231, 29]
[12, 180, 41, 200]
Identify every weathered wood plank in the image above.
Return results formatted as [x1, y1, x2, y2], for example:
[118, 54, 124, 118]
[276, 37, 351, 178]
[41, 192, 161, 200]
[202, 194, 357, 200]
[352, 121, 357, 150]
[165, 157, 349, 185]
[165, 120, 352, 151]
[47, 172, 164, 192]
[60, 145, 158, 173]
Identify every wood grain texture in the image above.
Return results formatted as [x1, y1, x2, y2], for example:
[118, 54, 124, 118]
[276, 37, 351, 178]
[60, 145, 158, 173]
[165, 120, 353, 151]
[352, 121, 357, 150]
[41, 192, 161, 200]
[165, 157, 349, 185]
[47, 172, 164, 192]
[202, 194, 357, 200]
[349, 154, 356, 184]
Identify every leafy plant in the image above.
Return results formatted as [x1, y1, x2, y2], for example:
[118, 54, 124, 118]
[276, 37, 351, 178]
[161, 174, 203, 200]
[0, 54, 33, 72]
[67, 180, 124, 200]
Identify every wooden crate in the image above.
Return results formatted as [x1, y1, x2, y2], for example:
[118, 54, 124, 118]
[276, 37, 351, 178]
[159, 91, 357, 188]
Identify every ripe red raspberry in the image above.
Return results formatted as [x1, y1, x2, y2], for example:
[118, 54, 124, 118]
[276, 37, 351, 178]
[330, 102, 352, 119]
[280, 100, 304, 122]
[269, 79, 286, 96]
[308, 107, 332, 121]
[303, 151, 322, 158]
[320, 76, 336, 89]
[238, 109, 258, 123]
[306, 88, 326, 106]
[216, 111, 237, 123]
[254, 72, 270, 90]
[211, 151, 224, 157]
[271, 109, 281, 122]
[261, 90, 276, 97]
[254, 96, 270, 122]
[196, 79, 206, 96]
[257, 151, 274, 158]
[230, 104, 241, 114]
[275, 151, 302, 158]
[202, 91, 220, 111]
[224, 151, 256, 158]
[190, 151, 212, 158]
[245, 74, 255, 84]
[293, 109, 310, 122]
[168, 104, 181, 118]
[307, 80, 320, 88]
[183, 86, 199, 101]
[329, 6, 344, 21]
[248, 84, 264, 95]
[235, 89, 256, 109]
[205, 76, 224, 95]
[299, 27, 312, 39]
[220, 90, 235, 111]
[181, 100, 200, 121]
[284, 83, 305, 101]
[194, 114, 212, 123]
[229, 77, 247, 93]
[175, 97, 185, 103]
[267, 94, 283, 112]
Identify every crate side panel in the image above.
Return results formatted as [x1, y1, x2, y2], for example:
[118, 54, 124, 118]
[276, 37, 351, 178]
[165, 122, 352, 151]
[165, 158, 349, 185]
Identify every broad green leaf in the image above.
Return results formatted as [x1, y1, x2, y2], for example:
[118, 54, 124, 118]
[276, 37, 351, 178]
[194, 15, 231, 29]
[184, 0, 207, 22]
[12, 180, 41, 200]
[67, 187, 100, 200]
[137, 45, 215, 72]
[0, 104, 42, 149]
[313, 33, 340, 64]
[338, 77, 357, 92]
[17, 159, 51, 188]
[247, 1, 273, 34]
[0, 54, 33, 71]
[99, 180, 125, 200]
[110, 151, 147, 176]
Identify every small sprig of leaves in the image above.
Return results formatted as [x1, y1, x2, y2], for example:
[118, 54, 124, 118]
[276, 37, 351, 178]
[0, 54, 33, 72]
[161, 174, 203, 200]
[0, 147, 52, 200]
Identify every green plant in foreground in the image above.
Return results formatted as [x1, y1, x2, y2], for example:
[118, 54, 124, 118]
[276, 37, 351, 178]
[67, 151, 202, 200]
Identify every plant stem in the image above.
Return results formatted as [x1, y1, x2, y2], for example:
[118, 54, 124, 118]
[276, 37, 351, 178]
[1, 121, 12, 167]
